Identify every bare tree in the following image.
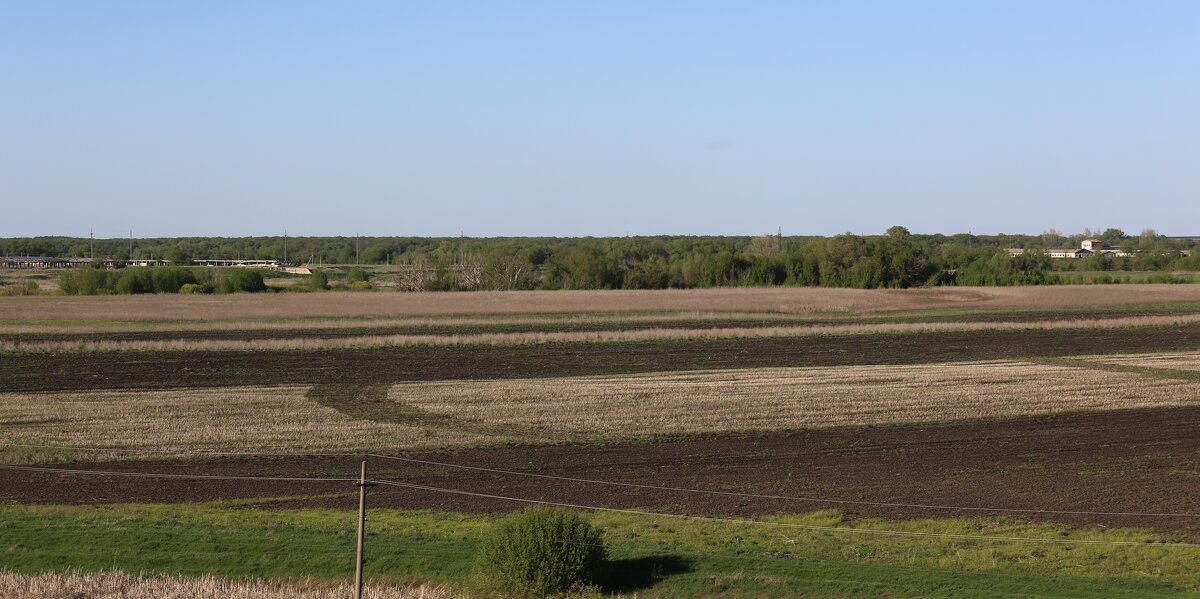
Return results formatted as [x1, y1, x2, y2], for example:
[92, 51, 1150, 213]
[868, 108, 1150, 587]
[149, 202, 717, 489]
[455, 254, 484, 289]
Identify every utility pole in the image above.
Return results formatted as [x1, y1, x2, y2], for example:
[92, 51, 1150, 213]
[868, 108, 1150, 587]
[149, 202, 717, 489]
[356, 234, 360, 266]
[354, 455, 376, 599]
[283, 230, 288, 263]
[89, 229, 94, 261]
[129, 230, 133, 258]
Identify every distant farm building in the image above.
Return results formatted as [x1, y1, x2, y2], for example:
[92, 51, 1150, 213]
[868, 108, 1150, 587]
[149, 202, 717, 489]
[2, 256, 284, 270]
[1007, 239, 1130, 259]
[191, 259, 282, 269]
[0, 257, 93, 269]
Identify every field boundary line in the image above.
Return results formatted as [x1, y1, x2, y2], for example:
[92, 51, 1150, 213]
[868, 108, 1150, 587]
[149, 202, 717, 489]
[372, 479, 1200, 549]
[365, 453, 1200, 519]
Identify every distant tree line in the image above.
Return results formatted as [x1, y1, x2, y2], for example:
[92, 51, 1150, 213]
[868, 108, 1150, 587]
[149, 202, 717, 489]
[5, 227, 1198, 293]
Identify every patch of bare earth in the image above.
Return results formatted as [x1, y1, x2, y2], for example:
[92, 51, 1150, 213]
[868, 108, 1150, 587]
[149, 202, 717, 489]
[5, 408, 1200, 533]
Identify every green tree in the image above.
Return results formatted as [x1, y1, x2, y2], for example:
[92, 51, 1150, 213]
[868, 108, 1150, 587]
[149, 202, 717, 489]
[475, 508, 606, 597]
[309, 270, 329, 290]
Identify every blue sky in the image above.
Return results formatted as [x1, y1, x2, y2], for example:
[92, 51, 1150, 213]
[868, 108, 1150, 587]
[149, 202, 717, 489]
[2, 1, 1197, 237]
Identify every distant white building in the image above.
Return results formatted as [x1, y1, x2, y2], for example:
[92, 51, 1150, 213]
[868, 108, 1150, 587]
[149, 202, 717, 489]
[1008, 239, 1129, 259]
[192, 259, 282, 269]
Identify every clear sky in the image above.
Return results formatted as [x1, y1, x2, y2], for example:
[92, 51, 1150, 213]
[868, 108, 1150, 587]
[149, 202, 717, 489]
[2, 1, 1197, 237]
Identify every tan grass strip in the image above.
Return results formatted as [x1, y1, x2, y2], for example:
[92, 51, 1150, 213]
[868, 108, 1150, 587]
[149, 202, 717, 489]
[398, 359, 1200, 437]
[0, 386, 516, 461]
[0, 571, 457, 599]
[4, 313, 1200, 352]
[0, 310, 805, 335]
[5, 284, 1200, 322]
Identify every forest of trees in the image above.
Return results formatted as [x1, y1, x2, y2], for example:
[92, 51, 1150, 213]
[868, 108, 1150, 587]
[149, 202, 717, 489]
[4, 227, 1198, 293]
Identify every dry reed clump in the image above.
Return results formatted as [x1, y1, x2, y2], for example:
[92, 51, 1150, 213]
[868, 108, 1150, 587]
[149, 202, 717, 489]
[4, 284, 1200, 323]
[5, 313, 1200, 353]
[397, 360, 1200, 437]
[0, 570, 458, 599]
[0, 386, 514, 462]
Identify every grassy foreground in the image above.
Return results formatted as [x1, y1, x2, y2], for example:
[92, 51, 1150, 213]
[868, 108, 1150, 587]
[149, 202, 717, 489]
[1, 502, 1198, 597]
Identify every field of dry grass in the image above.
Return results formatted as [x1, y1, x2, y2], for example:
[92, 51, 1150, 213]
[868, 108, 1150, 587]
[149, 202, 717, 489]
[9, 355, 1200, 461]
[1084, 351, 1200, 373]
[0, 386, 514, 461]
[4, 284, 1200, 322]
[399, 358, 1200, 437]
[5, 313, 1198, 352]
[0, 571, 456, 599]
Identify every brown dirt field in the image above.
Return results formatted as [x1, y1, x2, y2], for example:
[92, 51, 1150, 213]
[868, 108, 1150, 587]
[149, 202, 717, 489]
[4, 407, 1200, 534]
[5, 285, 1200, 322]
[3, 325, 1199, 392]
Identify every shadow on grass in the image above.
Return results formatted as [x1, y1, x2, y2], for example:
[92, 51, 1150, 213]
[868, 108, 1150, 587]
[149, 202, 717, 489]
[598, 555, 694, 593]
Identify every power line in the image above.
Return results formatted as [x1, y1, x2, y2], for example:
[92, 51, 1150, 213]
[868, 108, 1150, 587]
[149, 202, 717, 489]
[371, 479, 1200, 549]
[8, 445, 1196, 520]
[0, 464, 356, 483]
[364, 453, 1200, 519]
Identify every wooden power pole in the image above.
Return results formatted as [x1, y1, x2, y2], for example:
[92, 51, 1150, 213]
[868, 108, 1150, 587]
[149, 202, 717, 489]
[355, 456, 376, 599]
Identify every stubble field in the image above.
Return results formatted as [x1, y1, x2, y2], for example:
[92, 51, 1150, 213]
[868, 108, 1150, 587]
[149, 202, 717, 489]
[4, 285, 1200, 597]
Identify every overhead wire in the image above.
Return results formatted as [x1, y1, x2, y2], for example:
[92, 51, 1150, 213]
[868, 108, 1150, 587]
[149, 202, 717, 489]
[364, 452, 1200, 519]
[371, 478, 1200, 549]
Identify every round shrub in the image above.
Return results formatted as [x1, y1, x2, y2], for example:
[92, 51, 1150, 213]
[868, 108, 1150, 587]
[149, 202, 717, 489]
[309, 270, 329, 290]
[217, 269, 267, 293]
[476, 508, 606, 597]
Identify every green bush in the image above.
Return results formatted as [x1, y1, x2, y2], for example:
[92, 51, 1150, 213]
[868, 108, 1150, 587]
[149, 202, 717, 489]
[309, 270, 329, 290]
[475, 508, 606, 597]
[178, 283, 204, 294]
[218, 269, 267, 293]
[347, 268, 370, 283]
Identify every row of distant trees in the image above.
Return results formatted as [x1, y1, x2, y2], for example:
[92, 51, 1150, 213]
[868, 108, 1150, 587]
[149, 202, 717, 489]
[1, 228, 1193, 266]
[9, 228, 1199, 293]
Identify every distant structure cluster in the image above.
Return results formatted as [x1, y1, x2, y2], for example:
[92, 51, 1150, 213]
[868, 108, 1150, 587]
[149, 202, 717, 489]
[1008, 239, 1133, 259]
[0, 257, 282, 270]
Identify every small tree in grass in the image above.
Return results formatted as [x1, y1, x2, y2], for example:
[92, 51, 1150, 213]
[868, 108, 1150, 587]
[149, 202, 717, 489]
[309, 269, 328, 290]
[475, 507, 606, 597]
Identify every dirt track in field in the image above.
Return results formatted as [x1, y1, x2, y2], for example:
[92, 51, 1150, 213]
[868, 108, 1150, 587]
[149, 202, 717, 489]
[4, 325, 1200, 392]
[6, 407, 1200, 534]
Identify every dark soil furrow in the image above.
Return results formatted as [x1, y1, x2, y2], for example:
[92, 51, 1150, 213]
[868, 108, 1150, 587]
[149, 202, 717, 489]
[5, 407, 1200, 534]
[2, 325, 1198, 392]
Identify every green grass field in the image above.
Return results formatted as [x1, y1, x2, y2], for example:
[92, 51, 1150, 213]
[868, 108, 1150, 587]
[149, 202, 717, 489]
[2, 501, 1198, 598]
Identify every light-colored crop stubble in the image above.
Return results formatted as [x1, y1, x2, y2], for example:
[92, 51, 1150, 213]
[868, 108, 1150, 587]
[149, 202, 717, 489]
[0, 571, 457, 599]
[397, 360, 1200, 437]
[5, 284, 1200, 322]
[0, 386, 513, 460]
[1086, 351, 1200, 373]
[4, 313, 1199, 352]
